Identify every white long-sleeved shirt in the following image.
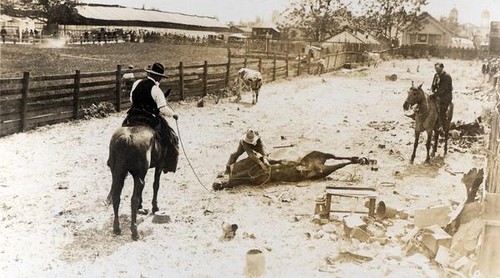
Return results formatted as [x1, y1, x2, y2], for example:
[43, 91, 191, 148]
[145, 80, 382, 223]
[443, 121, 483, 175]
[129, 76, 175, 117]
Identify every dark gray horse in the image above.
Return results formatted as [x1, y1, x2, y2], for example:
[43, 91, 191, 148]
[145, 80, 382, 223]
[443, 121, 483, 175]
[107, 125, 167, 240]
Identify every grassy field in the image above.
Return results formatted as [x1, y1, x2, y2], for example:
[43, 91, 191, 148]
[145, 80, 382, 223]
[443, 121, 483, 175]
[0, 43, 240, 78]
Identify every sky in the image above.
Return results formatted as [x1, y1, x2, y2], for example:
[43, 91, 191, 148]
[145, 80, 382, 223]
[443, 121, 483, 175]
[82, 0, 500, 26]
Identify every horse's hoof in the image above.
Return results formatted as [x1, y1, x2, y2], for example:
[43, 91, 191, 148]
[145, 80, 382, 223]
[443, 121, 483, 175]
[113, 227, 121, 235]
[213, 182, 223, 191]
[131, 233, 139, 241]
[152, 207, 159, 214]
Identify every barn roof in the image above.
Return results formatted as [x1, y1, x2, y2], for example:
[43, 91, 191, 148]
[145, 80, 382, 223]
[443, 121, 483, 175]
[73, 4, 228, 30]
[323, 29, 380, 45]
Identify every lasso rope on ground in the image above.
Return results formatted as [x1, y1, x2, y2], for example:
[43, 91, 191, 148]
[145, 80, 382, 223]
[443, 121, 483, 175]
[174, 119, 211, 192]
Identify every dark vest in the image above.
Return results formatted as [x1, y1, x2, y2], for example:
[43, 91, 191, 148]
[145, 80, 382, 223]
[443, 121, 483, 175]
[131, 78, 160, 116]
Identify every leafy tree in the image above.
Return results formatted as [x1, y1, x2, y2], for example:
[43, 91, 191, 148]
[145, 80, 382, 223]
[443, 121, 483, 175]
[0, 0, 79, 25]
[359, 0, 428, 42]
[37, 0, 79, 25]
[279, 0, 353, 41]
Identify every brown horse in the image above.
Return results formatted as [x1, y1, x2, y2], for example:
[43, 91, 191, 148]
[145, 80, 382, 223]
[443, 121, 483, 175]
[403, 83, 453, 164]
[213, 151, 366, 190]
[107, 125, 167, 240]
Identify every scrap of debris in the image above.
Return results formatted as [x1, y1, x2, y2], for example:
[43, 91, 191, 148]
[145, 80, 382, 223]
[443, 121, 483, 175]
[309, 167, 485, 276]
[367, 121, 398, 132]
[385, 74, 398, 81]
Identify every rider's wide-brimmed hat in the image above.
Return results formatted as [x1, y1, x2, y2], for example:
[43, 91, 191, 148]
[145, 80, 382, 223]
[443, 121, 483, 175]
[145, 62, 167, 78]
[241, 129, 259, 145]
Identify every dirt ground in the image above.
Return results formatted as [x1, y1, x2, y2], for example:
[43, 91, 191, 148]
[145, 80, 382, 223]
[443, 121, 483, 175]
[0, 58, 494, 277]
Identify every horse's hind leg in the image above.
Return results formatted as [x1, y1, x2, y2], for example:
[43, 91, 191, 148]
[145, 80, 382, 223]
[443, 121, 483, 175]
[432, 127, 439, 157]
[410, 131, 420, 164]
[425, 130, 432, 163]
[443, 106, 452, 155]
[131, 173, 146, 241]
[110, 169, 127, 235]
[151, 168, 162, 214]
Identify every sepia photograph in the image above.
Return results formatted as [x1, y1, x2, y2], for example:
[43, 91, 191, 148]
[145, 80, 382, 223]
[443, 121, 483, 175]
[0, 0, 499, 276]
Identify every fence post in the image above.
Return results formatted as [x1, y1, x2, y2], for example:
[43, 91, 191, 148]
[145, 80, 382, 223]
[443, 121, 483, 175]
[20, 71, 30, 132]
[297, 53, 301, 76]
[307, 57, 311, 74]
[273, 54, 277, 81]
[258, 58, 262, 73]
[333, 51, 338, 68]
[179, 62, 185, 100]
[73, 70, 81, 119]
[244, 56, 248, 68]
[226, 48, 231, 87]
[203, 60, 208, 97]
[115, 65, 122, 112]
[285, 54, 289, 78]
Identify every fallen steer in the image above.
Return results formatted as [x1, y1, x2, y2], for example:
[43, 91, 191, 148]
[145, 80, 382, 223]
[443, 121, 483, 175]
[213, 151, 367, 190]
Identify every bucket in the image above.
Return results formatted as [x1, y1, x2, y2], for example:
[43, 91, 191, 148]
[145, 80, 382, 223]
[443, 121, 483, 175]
[376, 201, 398, 219]
[245, 249, 265, 277]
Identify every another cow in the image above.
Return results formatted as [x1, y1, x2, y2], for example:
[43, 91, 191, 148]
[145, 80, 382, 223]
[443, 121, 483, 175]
[363, 51, 382, 68]
[235, 68, 263, 105]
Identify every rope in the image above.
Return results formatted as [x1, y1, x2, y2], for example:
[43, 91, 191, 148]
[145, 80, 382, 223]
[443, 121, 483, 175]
[174, 119, 210, 192]
[248, 164, 272, 187]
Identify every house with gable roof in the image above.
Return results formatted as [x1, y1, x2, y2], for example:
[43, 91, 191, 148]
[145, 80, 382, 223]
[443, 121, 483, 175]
[399, 12, 455, 47]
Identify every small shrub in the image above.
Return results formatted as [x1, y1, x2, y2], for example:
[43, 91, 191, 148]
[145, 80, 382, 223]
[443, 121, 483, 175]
[82, 102, 116, 119]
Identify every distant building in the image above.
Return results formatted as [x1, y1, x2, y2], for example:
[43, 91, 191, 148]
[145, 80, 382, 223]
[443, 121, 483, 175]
[400, 12, 454, 47]
[440, 8, 490, 49]
[322, 26, 381, 45]
[251, 22, 280, 39]
[59, 4, 228, 38]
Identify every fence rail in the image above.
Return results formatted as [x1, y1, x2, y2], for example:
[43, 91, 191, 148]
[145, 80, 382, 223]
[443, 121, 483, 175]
[0, 48, 363, 137]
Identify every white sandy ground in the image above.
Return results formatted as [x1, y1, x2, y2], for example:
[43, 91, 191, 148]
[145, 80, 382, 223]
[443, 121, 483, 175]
[0, 59, 495, 277]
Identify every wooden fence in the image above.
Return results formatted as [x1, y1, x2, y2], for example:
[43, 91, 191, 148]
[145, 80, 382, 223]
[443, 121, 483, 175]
[480, 87, 500, 276]
[393, 44, 488, 60]
[0, 48, 361, 137]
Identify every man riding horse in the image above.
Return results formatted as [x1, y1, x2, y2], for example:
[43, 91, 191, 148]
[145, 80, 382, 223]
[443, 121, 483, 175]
[430, 62, 453, 128]
[123, 62, 179, 173]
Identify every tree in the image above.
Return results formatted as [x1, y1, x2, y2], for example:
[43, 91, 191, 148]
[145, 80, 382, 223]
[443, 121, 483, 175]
[37, 0, 79, 25]
[280, 0, 353, 41]
[1, 0, 79, 25]
[359, 0, 428, 42]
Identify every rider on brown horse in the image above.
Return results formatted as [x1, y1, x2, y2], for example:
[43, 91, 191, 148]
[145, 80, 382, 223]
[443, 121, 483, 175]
[123, 62, 179, 173]
[430, 62, 453, 127]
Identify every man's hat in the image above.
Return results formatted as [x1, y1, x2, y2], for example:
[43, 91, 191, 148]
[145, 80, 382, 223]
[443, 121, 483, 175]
[241, 129, 259, 145]
[145, 62, 167, 78]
